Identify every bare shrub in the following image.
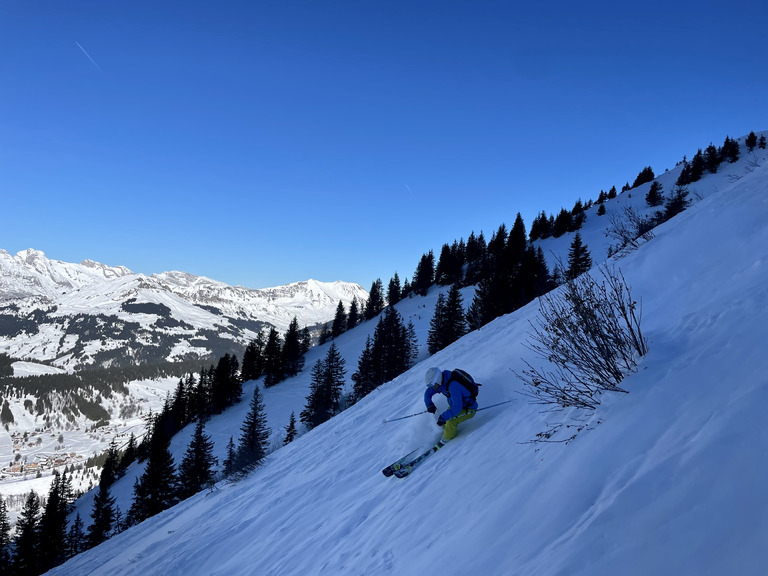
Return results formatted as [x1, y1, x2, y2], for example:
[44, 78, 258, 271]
[605, 206, 656, 254]
[517, 263, 648, 409]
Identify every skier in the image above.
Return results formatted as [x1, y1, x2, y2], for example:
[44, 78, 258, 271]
[424, 367, 478, 444]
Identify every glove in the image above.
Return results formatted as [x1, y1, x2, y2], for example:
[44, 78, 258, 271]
[426, 404, 437, 414]
[436, 416, 445, 427]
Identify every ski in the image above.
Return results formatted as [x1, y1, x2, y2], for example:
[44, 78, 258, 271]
[381, 449, 419, 477]
[392, 441, 444, 478]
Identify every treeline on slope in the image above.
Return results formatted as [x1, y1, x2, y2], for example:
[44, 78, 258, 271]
[605, 132, 767, 256]
[0, 359, 209, 427]
[676, 131, 765, 185]
[341, 131, 766, 347]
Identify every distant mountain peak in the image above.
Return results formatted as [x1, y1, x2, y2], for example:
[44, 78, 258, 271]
[0, 249, 368, 371]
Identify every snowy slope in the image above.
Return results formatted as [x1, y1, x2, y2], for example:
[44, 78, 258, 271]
[46, 137, 768, 575]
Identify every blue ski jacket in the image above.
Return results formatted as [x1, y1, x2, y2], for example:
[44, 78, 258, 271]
[424, 369, 479, 422]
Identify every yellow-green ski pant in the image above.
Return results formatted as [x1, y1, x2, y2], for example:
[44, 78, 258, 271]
[443, 409, 476, 440]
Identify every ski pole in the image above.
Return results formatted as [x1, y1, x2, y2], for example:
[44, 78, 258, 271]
[382, 399, 513, 425]
[476, 399, 514, 412]
[382, 410, 428, 424]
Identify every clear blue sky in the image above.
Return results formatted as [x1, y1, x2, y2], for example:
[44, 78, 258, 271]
[2, 1, 766, 290]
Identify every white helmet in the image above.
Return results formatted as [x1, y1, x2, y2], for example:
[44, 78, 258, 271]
[425, 367, 442, 389]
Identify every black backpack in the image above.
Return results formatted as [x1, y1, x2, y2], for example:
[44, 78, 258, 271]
[446, 369, 481, 403]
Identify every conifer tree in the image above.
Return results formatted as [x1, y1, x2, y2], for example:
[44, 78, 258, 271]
[373, 307, 411, 384]
[67, 513, 86, 558]
[533, 247, 555, 297]
[427, 293, 448, 355]
[301, 343, 346, 429]
[645, 181, 664, 207]
[631, 166, 655, 188]
[444, 284, 469, 345]
[487, 224, 508, 261]
[428, 286, 468, 354]
[303, 357, 331, 428]
[128, 419, 178, 524]
[100, 439, 121, 490]
[721, 135, 739, 163]
[464, 231, 487, 285]
[567, 233, 592, 280]
[664, 185, 691, 220]
[0, 499, 12, 574]
[117, 433, 138, 477]
[351, 336, 377, 400]
[113, 508, 125, 537]
[364, 278, 386, 320]
[596, 190, 608, 204]
[760, 135, 767, 149]
[529, 211, 545, 241]
[171, 376, 191, 430]
[507, 213, 528, 264]
[39, 471, 71, 570]
[190, 368, 212, 420]
[262, 327, 284, 387]
[211, 353, 241, 413]
[236, 386, 270, 472]
[569, 200, 586, 231]
[14, 490, 41, 576]
[222, 436, 237, 478]
[468, 274, 503, 329]
[688, 149, 705, 182]
[436, 243, 462, 285]
[284, 411, 298, 445]
[472, 214, 533, 324]
[406, 320, 419, 368]
[411, 251, 435, 296]
[746, 131, 757, 152]
[347, 297, 360, 330]
[402, 277, 412, 298]
[331, 301, 347, 338]
[178, 418, 218, 498]
[282, 317, 305, 377]
[300, 327, 312, 356]
[676, 159, 692, 185]
[552, 208, 572, 237]
[704, 143, 720, 173]
[88, 483, 117, 548]
[241, 333, 265, 382]
[387, 273, 402, 306]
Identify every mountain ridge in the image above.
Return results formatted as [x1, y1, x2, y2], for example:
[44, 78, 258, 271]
[0, 249, 368, 371]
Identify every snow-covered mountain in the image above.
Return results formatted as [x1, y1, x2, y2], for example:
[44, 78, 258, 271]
[36, 132, 768, 575]
[0, 250, 368, 371]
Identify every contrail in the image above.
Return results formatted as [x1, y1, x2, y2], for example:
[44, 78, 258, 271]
[75, 41, 104, 74]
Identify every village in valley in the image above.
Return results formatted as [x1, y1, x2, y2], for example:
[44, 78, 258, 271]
[0, 372, 179, 523]
[3, 429, 86, 477]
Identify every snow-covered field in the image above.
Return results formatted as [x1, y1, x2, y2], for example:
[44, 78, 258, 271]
[41, 137, 768, 575]
[11, 361, 66, 377]
[0, 376, 179, 524]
